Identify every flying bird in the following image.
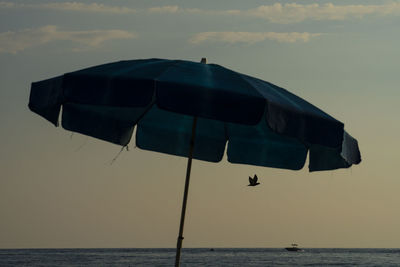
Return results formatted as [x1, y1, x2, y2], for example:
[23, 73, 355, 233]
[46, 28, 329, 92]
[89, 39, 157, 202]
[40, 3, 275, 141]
[248, 174, 260, 186]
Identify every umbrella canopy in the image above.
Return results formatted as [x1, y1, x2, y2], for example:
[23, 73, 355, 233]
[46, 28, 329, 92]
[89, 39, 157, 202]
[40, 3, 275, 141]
[29, 58, 360, 171]
[28, 58, 361, 266]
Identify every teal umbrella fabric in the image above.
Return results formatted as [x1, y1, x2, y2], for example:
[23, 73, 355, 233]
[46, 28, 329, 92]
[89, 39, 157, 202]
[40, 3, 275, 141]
[29, 58, 361, 171]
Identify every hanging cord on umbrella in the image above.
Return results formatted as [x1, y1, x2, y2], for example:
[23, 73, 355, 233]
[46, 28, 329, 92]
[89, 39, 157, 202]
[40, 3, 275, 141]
[74, 137, 89, 152]
[108, 101, 156, 165]
[69, 132, 90, 152]
[110, 145, 129, 165]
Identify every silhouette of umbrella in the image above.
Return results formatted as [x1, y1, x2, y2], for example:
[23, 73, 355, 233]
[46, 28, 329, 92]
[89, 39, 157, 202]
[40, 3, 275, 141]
[28, 58, 361, 266]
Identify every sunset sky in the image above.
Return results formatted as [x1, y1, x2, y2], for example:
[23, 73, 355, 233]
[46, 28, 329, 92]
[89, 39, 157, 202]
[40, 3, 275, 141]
[1, 0, 400, 249]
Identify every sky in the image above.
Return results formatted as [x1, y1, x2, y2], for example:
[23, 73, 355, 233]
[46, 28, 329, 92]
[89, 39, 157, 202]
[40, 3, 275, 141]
[0, 0, 399, 249]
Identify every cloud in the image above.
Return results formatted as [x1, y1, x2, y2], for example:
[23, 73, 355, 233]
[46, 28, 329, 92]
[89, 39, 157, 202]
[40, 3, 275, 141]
[189, 32, 321, 44]
[0, 1, 14, 8]
[0, 1, 137, 13]
[147, 5, 203, 14]
[2, 2, 400, 22]
[148, 5, 180, 13]
[142, 2, 400, 23]
[0, 26, 136, 54]
[245, 2, 400, 23]
[41, 2, 137, 13]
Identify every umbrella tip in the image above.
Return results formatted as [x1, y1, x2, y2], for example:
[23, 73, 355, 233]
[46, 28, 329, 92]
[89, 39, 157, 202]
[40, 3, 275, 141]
[200, 58, 207, 64]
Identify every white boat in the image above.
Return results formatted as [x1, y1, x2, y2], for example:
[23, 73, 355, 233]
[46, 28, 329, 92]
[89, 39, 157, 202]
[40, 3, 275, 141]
[285, 244, 303, 252]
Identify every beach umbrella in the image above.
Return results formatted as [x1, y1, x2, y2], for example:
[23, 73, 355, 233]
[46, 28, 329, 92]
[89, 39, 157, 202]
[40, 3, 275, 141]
[28, 58, 361, 266]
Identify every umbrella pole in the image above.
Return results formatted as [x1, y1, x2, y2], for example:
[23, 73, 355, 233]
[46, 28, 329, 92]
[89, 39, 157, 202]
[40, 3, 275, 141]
[175, 116, 198, 267]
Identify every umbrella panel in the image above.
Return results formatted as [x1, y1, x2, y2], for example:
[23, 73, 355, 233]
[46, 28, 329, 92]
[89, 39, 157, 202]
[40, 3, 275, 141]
[227, 120, 308, 170]
[137, 105, 226, 162]
[62, 103, 140, 146]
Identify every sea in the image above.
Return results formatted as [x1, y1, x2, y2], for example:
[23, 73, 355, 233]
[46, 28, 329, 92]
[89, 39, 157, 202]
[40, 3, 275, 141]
[1, 248, 400, 266]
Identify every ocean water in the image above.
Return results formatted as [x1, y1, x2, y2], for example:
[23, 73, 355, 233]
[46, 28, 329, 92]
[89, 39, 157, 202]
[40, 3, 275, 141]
[0, 248, 399, 266]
